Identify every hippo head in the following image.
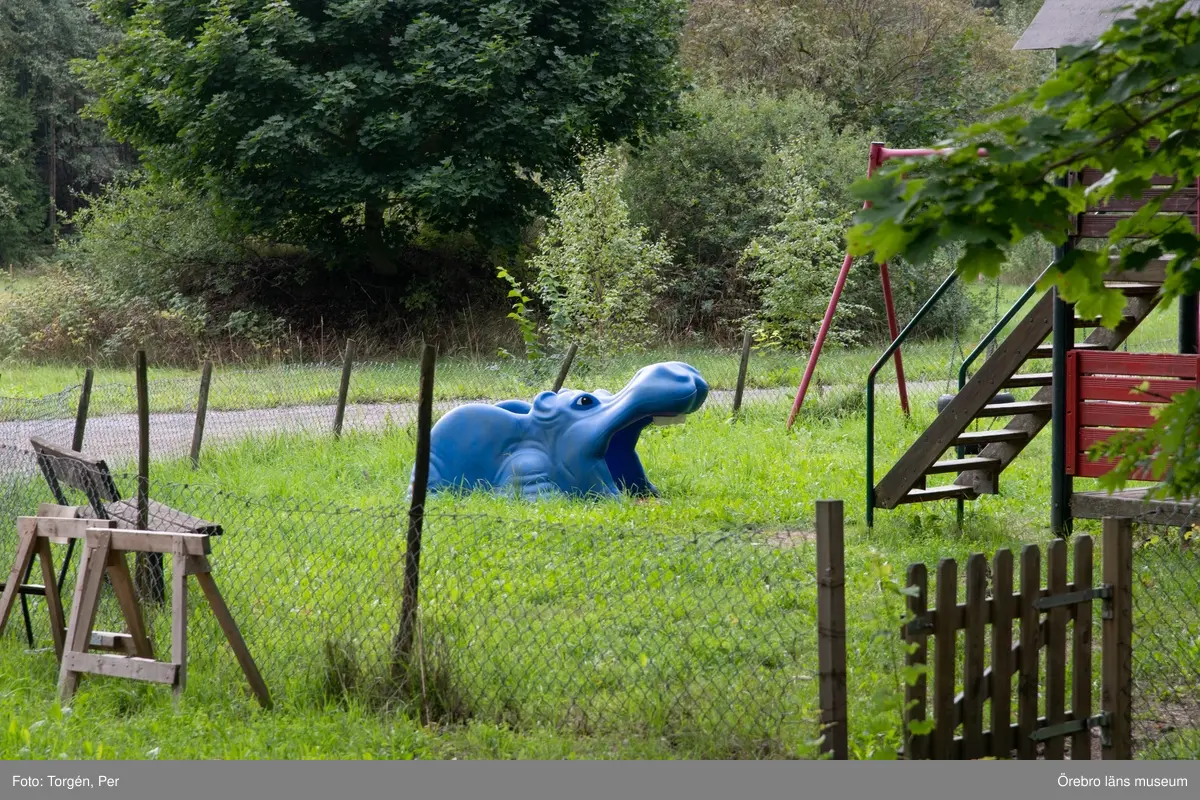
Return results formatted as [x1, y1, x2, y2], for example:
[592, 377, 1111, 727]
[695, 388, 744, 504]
[529, 361, 709, 496]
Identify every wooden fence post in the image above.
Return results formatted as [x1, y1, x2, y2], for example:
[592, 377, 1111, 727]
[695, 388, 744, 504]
[394, 343, 436, 666]
[333, 339, 356, 439]
[903, 562, 929, 759]
[816, 499, 847, 759]
[189, 360, 212, 469]
[552, 344, 578, 393]
[133, 350, 163, 603]
[1102, 517, 1133, 760]
[732, 331, 753, 420]
[72, 368, 93, 452]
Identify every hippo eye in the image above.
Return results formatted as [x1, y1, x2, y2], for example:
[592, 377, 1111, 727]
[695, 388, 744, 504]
[575, 395, 596, 408]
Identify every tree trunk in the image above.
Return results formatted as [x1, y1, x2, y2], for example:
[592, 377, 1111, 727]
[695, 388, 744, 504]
[46, 102, 57, 238]
[364, 198, 397, 276]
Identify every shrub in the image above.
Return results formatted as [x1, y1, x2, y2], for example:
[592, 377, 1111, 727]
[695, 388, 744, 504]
[531, 150, 671, 359]
[623, 86, 876, 336]
[61, 174, 246, 303]
[742, 154, 974, 352]
[0, 268, 210, 363]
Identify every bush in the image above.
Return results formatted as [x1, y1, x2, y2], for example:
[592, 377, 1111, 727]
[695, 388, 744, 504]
[623, 86, 876, 336]
[741, 152, 974, 352]
[531, 150, 670, 359]
[61, 174, 247, 303]
[0, 268, 210, 363]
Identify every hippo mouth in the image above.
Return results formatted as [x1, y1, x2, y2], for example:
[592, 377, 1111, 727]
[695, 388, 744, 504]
[589, 366, 708, 496]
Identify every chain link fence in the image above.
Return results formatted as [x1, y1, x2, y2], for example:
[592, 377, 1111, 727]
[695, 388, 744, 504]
[0, 447, 820, 757]
[1129, 502, 1200, 759]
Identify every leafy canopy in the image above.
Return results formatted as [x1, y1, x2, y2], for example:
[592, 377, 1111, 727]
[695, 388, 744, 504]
[81, 0, 687, 260]
[847, 0, 1200, 499]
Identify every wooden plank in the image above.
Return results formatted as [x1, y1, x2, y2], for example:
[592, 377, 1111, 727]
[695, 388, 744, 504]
[975, 401, 1053, 417]
[1089, 191, 1198, 213]
[1102, 518, 1133, 760]
[1073, 489, 1200, 524]
[962, 554, 987, 759]
[1017, 545, 1040, 760]
[194, 564, 272, 709]
[1044, 539, 1068, 760]
[28, 436, 120, 502]
[1078, 375, 1194, 403]
[952, 429, 1030, 447]
[1105, 258, 1168, 284]
[21, 517, 113, 542]
[1071, 536, 1094, 760]
[956, 292, 1162, 494]
[1076, 351, 1199, 379]
[1072, 457, 1157, 481]
[896, 485, 976, 505]
[1066, 350, 1079, 477]
[1076, 213, 1196, 239]
[932, 558, 958, 759]
[104, 550, 154, 659]
[62, 651, 178, 685]
[925, 457, 1001, 475]
[1078, 168, 1177, 186]
[990, 549, 1014, 759]
[815, 500, 848, 760]
[1077, 402, 1158, 429]
[0, 525, 38, 636]
[58, 531, 111, 702]
[89, 631, 135, 654]
[36, 504, 82, 519]
[98, 499, 222, 537]
[35, 538, 66, 660]
[90, 529, 211, 556]
[1003, 372, 1053, 388]
[904, 563, 929, 760]
[172, 539, 188, 697]
[874, 291, 1055, 509]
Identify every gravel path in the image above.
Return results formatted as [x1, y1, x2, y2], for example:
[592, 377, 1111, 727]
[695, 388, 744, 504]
[0, 383, 933, 468]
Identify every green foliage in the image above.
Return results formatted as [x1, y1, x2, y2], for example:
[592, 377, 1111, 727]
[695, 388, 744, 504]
[0, 267, 211, 362]
[531, 149, 671, 358]
[847, 0, 1200, 496]
[82, 0, 689, 267]
[495, 263, 544, 364]
[681, 0, 1038, 143]
[62, 174, 246, 303]
[624, 87, 875, 333]
[742, 179, 862, 349]
[0, 75, 40, 263]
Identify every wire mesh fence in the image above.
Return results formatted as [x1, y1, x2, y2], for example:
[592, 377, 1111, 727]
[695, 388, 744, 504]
[0, 447, 821, 757]
[1129, 503, 1200, 759]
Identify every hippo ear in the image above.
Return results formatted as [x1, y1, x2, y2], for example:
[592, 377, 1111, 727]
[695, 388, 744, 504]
[532, 391, 558, 415]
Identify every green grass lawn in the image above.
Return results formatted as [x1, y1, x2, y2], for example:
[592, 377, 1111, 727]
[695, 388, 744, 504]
[1, 278, 1195, 760]
[10, 388, 1194, 761]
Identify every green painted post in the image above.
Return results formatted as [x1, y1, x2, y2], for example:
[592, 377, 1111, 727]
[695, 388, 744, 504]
[1180, 293, 1198, 355]
[1051, 285, 1074, 537]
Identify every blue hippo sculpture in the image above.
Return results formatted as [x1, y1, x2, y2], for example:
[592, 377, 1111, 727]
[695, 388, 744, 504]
[421, 361, 708, 498]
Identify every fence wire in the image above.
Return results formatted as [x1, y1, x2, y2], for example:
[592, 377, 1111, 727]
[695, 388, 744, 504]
[0, 448, 820, 757]
[1129, 502, 1200, 760]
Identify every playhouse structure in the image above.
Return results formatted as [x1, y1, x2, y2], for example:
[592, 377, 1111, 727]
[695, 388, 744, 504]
[863, 0, 1200, 532]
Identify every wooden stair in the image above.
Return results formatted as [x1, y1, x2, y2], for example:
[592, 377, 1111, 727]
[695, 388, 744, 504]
[873, 279, 1164, 510]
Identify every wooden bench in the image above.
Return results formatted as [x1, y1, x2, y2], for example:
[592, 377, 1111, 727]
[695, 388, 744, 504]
[29, 437, 222, 537]
[1066, 351, 1200, 526]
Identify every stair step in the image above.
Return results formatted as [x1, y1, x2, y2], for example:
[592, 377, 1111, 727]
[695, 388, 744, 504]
[1075, 314, 1134, 328]
[895, 485, 977, 505]
[952, 429, 1029, 447]
[925, 457, 1002, 475]
[1105, 281, 1161, 296]
[1027, 342, 1108, 360]
[1003, 372, 1052, 388]
[975, 400, 1052, 418]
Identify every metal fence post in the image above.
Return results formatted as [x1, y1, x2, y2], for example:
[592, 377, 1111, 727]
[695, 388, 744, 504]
[732, 331, 752, 420]
[333, 339, 356, 439]
[816, 499, 848, 759]
[190, 360, 213, 469]
[71, 368, 93, 452]
[552, 344, 578, 393]
[394, 343, 436, 665]
[1102, 516, 1133, 760]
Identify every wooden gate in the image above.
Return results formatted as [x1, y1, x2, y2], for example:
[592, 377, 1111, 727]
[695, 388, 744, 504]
[900, 520, 1133, 759]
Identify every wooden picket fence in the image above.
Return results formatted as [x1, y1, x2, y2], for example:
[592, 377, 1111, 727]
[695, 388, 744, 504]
[815, 507, 1134, 760]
